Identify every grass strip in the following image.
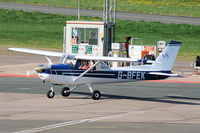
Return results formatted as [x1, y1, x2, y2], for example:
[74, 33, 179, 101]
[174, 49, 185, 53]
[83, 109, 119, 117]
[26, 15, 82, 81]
[0, 9, 199, 59]
[1, 0, 200, 17]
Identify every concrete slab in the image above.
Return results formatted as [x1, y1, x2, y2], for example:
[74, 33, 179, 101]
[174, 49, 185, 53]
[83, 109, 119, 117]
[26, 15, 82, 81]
[0, 76, 200, 133]
[0, 92, 200, 133]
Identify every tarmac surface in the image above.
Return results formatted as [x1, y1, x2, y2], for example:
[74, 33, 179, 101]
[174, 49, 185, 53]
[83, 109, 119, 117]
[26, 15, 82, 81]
[0, 52, 200, 133]
[0, 2, 200, 25]
[0, 77, 200, 133]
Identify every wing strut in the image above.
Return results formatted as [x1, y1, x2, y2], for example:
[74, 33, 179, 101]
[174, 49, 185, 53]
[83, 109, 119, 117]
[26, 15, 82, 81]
[73, 61, 99, 82]
[45, 56, 53, 65]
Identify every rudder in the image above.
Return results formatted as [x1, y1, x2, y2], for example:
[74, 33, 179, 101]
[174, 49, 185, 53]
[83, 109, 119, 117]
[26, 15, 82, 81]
[152, 41, 182, 71]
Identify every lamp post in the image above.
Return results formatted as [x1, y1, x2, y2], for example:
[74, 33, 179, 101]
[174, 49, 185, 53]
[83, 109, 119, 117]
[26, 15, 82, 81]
[78, 0, 80, 21]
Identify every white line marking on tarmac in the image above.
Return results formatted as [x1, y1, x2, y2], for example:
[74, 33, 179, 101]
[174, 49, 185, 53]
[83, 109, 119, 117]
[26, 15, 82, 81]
[88, 111, 144, 122]
[17, 88, 31, 90]
[167, 94, 183, 97]
[13, 110, 144, 133]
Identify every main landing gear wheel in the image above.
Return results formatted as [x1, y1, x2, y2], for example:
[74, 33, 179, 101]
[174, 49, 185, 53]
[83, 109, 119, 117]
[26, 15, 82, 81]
[61, 87, 71, 97]
[91, 90, 101, 100]
[47, 90, 55, 98]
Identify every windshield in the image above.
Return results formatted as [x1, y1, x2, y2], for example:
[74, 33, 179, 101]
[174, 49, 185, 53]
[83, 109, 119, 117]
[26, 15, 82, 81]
[58, 55, 76, 66]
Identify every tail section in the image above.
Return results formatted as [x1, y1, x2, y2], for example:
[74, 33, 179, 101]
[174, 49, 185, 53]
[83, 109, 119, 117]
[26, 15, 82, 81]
[152, 41, 182, 71]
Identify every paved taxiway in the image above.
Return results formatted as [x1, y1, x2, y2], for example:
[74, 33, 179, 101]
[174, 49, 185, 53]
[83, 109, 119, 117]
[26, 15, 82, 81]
[0, 77, 200, 133]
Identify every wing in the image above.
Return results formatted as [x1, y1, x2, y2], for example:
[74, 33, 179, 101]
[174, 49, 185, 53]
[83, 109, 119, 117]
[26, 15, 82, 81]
[9, 48, 156, 63]
[8, 48, 63, 57]
[75, 55, 156, 63]
[75, 55, 136, 62]
[149, 72, 181, 77]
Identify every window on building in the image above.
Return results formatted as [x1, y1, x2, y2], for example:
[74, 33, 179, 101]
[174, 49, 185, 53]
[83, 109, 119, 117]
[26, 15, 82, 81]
[71, 28, 98, 45]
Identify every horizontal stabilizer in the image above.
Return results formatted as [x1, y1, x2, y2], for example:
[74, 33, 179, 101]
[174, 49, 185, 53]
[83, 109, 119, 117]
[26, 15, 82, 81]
[149, 72, 181, 77]
[8, 48, 63, 57]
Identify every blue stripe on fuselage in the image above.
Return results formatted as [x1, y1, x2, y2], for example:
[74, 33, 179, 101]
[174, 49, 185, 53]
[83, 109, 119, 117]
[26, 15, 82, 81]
[42, 69, 170, 80]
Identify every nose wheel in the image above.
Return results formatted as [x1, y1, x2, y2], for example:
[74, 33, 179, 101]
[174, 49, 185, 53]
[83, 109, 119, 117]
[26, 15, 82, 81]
[47, 85, 55, 98]
[47, 90, 55, 98]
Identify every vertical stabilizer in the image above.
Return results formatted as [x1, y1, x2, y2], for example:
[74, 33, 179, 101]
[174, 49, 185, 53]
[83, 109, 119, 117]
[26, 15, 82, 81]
[152, 41, 182, 71]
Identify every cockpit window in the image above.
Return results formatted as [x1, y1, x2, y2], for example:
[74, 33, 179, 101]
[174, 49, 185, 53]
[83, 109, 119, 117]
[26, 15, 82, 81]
[79, 60, 90, 70]
[74, 60, 110, 70]
[75, 59, 91, 70]
[101, 62, 109, 69]
[95, 62, 109, 70]
[58, 55, 76, 68]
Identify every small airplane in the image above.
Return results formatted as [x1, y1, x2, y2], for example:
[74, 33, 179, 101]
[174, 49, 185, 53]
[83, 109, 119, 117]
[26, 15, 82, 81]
[9, 41, 182, 100]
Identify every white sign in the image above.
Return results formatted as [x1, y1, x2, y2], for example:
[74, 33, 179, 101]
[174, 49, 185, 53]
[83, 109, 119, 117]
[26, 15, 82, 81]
[129, 45, 142, 60]
[78, 45, 86, 55]
[129, 45, 156, 60]
[92, 45, 98, 56]
[157, 41, 166, 49]
[111, 43, 125, 50]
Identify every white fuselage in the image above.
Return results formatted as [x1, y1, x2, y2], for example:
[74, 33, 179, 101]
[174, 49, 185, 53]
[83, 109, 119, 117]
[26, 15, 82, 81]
[38, 65, 169, 86]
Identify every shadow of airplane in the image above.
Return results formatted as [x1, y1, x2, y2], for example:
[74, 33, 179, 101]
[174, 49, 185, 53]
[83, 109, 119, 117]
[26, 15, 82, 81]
[166, 96, 200, 101]
[71, 92, 200, 105]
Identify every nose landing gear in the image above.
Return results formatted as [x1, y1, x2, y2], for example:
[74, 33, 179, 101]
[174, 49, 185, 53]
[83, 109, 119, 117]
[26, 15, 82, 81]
[47, 85, 55, 98]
